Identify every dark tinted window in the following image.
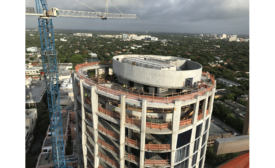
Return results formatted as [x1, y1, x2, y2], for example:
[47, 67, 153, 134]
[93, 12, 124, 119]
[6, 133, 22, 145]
[177, 129, 192, 148]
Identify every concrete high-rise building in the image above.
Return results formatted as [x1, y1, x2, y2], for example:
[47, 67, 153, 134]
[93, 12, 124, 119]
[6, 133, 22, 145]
[221, 34, 227, 39]
[73, 55, 216, 168]
[122, 34, 128, 39]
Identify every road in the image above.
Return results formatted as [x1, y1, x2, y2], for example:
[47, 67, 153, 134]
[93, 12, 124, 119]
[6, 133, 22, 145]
[211, 116, 241, 135]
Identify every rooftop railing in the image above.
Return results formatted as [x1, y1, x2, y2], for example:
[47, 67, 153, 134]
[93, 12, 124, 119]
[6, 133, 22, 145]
[75, 62, 215, 104]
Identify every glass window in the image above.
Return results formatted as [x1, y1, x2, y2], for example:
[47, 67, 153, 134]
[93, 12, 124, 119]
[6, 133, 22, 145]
[177, 129, 192, 148]
[174, 159, 189, 168]
[192, 152, 198, 166]
[200, 145, 206, 159]
[201, 132, 207, 146]
[199, 157, 203, 168]
[175, 144, 190, 163]
[193, 138, 201, 152]
[205, 118, 209, 132]
[195, 124, 202, 139]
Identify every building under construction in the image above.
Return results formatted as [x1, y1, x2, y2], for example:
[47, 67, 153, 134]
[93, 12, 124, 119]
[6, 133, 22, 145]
[72, 55, 216, 168]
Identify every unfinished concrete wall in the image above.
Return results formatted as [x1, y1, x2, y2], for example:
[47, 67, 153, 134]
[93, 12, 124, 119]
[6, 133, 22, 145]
[113, 55, 202, 88]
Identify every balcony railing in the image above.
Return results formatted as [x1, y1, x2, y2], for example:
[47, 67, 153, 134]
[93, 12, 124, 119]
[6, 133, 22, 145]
[75, 62, 215, 104]
[87, 141, 94, 152]
[87, 152, 94, 163]
[125, 153, 139, 163]
[179, 118, 192, 126]
[145, 143, 171, 151]
[144, 158, 169, 166]
[85, 97, 91, 105]
[86, 128, 94, 139]
[98, 152, 119, 168]
[126, 137, 140, 147]
[85, 113, 93, 122]
[146, 121, 171, 130]
[98, 106, 120, 119]
[98, 125, 120, 140]
[98, 139, 119, 155]
[125, 117, 141, 127]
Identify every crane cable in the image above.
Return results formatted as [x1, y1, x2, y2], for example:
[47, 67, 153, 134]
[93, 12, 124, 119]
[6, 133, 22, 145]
[75, 0, 101, 13]
[109, 0, 123, 14]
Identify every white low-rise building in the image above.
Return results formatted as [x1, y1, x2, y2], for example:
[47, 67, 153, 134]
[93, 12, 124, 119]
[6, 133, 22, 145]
[26, 68, 40, 75]
[73, 33, 92, 37]
[88, 52, 97, 57]
[60, 38, 67, 42]
[27, 47, 38, 53]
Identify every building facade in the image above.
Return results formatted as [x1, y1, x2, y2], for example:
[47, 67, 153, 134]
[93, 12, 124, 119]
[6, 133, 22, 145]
[73, 55, 216, 168]
[27, 47, 38, 52]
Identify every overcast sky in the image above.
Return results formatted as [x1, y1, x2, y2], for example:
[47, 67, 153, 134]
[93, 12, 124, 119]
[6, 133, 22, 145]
[25, 0, 249, 35]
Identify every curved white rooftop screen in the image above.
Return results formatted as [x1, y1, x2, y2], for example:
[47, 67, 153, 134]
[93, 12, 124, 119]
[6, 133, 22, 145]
[113, 55, 202, 88]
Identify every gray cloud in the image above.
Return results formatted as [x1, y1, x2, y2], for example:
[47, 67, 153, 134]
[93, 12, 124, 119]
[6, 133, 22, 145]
[25, 0, 249, 34]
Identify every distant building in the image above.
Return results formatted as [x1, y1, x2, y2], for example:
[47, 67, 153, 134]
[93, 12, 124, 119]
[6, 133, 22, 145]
[215, 89, 231, 99]
[217, 78, 240, 87]
[122, 34, 128, 39]
[199, 34, 203, 37]
[88, 52, 97, 57]
[35, 109, 78, 168]
[236, 77, 249, 81]
[151, 37, 158, 41]
[114, 35, 122, 38]
[73, 33, 92, 37]
[129, 34, 137, 39]
[221, 34, 227, 39]
[25, 80, 46, 143]
[237, 94, 249, 101]
[27, 47, 38, 53]
[213, 45, 220, 48]
[60, 38, 67, 42]
[26, 68, 40, 75]
[97, 34, 114, 38]
[59, 63, 73, 70]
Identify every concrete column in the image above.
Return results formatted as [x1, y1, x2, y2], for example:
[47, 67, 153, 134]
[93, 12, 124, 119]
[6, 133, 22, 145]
[120, 95, 126, 168]
[72, 73, 81, 166]
[80, 79, 87, 168]
[105, 67, 109, 76]
[139, 99, 147, 168]
[72, 73, 80, 111]
[201, 88, 215, 168]
[91, 86, 99, 168]
[127, 128, 133, 168]
[196, 92, 209, 167]
[188, 96, 200, 168]
[95, 69, 98, 77]
[170, 100, 182, 167]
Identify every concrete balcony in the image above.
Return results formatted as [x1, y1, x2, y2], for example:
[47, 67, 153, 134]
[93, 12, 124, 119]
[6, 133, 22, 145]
[98, 152, 119, 168]
[75, 62, 215, 104]
[144, 158, 170, 167]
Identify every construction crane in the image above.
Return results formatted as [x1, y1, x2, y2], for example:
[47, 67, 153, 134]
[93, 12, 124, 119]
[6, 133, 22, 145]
[26, 0, 138, 167]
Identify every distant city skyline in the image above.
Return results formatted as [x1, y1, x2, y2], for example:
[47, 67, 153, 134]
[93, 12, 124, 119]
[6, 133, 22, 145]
[25, 0, 249, 35]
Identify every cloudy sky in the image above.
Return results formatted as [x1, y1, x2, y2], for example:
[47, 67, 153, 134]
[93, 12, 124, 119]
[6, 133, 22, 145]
[25, 0, 249, 34]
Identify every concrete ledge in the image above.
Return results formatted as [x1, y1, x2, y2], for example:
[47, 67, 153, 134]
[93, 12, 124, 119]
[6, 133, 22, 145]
[213, 135, 249, 155]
